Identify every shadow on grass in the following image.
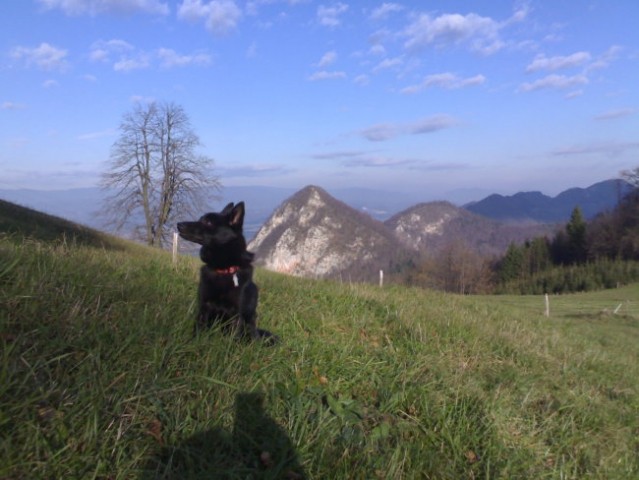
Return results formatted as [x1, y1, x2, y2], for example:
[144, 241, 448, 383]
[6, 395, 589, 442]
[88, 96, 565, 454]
[143, 392, 305, 479]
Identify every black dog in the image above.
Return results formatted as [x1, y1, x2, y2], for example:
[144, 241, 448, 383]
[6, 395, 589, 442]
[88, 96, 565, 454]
[177, 202, 277, 343]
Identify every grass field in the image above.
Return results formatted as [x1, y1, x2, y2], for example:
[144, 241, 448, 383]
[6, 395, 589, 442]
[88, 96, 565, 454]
[1, 200, 638, 479]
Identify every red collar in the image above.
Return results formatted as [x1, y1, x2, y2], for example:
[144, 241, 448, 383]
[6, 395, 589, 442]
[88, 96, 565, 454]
[215, 266, 240, 275]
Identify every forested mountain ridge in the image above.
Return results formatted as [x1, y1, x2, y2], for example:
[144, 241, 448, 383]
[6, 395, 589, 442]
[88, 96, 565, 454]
[464, 179, 632, 223]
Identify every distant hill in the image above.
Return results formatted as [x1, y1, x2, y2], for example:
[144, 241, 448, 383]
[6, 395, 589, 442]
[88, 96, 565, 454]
[465, 179, 632, 223]
[385, 202, 553, 258]
[248, 186, 408, 281]
[0, 198, 124, 250]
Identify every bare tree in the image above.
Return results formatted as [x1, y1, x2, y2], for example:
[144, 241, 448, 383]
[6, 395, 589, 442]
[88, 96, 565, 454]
[621, 166, 639, 189]
[433, 240, 494, 294]
[101, 101, 219, 247]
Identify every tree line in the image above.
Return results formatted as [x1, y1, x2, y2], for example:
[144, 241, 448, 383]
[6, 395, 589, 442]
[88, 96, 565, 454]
[495, 168, 639, 293]
[396, 168, 639, 294]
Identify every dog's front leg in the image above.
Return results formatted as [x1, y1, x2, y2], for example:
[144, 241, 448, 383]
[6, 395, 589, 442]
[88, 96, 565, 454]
[238, 281, 259, 339]
[194, 303, 212, 335]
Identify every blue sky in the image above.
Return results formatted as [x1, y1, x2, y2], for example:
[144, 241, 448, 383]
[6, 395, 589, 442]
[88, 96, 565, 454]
[2, 0, 638, 202]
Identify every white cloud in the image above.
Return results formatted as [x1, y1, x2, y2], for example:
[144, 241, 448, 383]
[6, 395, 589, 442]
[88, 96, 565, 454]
[507, 3, 531, 24]
[11, 43, 69, 71]
[372, 56, 402, 73]
[344, 156, 417, 168]
[594, 108, 636, 121]
[525, 51, 592, 73]
[114, 55, 151, 72]
[353, 74, 370, 86]
[401, 72, 486, 94]
[316, 51, 337, 68]
[178, 0, 242, 36]
[317, 3, 348, 27]
[89, 49, 109, 62]
[360, 123, 397, 141]
[552, 141, 639, 157]
[587, 45, 623, 72]
[369, 44, 386, 56]
[311, 150, 369, 160]
[307, 70, 347, 81]
[404, 12, 503, 54]
[1, 102, 27, 110]
[519, 74, 588, 92]
[370, 3, 403, 21]
[565, 90, 584, 100]
[37, 0, 169, 16]
[218, 163, 293, 178]
[408, 115, 458, 134]
[157, 48, 212, 68]
[42, 79, 59, 88]
[89, 41, 211, 71]
[360, 114, 457, 141]
[89, 39, 134, 62]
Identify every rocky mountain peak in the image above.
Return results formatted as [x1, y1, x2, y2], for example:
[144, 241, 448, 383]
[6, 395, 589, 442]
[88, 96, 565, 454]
[386, 201, 551, 257]
[248, 185, 405, 280]
[385, 202, 462, 250]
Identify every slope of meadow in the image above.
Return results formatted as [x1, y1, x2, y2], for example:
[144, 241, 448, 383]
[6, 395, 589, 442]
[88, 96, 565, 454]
[1, 199, 638, 479]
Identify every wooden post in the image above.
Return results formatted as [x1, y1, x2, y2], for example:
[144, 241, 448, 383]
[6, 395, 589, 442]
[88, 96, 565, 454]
[544, 293, 550, 317]
[172, 231, 179, 264]
[379, 270, 384, 288]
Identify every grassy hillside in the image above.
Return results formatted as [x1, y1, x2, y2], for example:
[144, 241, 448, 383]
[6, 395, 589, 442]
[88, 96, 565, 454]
[1, 200, 638, 479]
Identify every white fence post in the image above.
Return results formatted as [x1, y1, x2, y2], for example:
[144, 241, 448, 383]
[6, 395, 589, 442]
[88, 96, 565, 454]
[172, 231, 179, 264]
[379, 269, 384, 288]
[544, 293, 550, 317]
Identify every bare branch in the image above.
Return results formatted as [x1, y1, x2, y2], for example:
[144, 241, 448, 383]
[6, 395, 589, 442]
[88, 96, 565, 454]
[621, 166, 639, 189]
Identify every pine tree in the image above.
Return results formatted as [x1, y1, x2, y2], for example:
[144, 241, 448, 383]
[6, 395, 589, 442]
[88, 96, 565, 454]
[566, 206, 587, 264]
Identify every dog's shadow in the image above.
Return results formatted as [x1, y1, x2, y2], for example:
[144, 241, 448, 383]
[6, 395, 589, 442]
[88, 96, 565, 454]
[142, 392, 305, 479]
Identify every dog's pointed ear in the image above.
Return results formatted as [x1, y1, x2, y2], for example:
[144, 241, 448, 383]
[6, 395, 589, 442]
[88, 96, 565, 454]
[220, 202, 235, 216]
[229, 201, 245, 228]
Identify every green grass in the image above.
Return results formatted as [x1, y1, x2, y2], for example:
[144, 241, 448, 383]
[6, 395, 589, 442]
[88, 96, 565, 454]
[1, 200, 638, 479]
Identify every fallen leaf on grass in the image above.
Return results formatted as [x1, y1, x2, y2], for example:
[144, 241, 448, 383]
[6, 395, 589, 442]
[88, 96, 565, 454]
[37, 404, 59, 423]
[147, 418, 163, 445]
[465, 450, 479, 464]
[312, 366, 329, 385]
